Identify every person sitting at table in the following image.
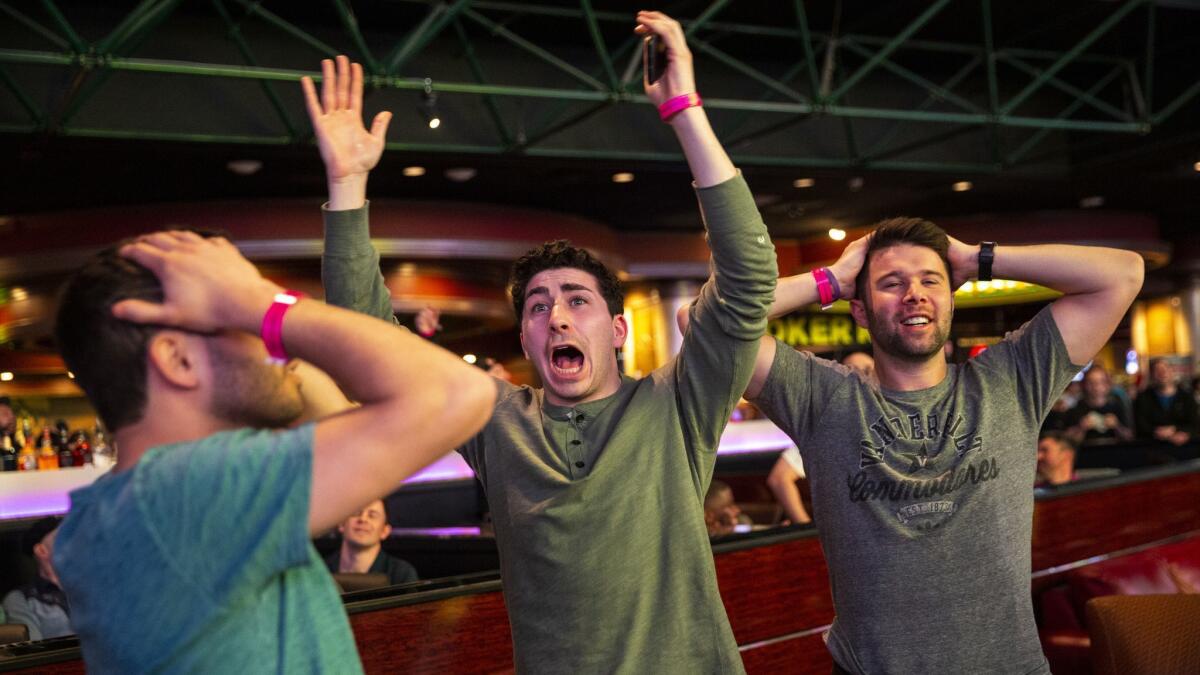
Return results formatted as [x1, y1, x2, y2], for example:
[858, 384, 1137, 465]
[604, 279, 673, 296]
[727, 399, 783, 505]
[1065, 365, 1134, 444]
[1134, 358, 1197, 446]
[2, 516, 73, 641]
[704, 480, 752, 536]
[325, 498, 417, 586]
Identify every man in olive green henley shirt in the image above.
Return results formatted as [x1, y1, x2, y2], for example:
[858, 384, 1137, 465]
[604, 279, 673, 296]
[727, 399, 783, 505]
[313, 12, 775, 673]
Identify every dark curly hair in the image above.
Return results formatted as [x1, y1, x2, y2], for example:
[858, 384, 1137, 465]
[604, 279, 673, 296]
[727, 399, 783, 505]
[857, 217, 951, 306]
[508, 240, 624, 320]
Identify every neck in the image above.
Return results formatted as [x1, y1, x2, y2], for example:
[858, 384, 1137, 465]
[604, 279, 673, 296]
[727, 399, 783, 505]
[1156, 383, 1177, 396]
[543, 374, 622, 408]
[873, 352, 948, 392]
[1043, 463, 1074, 485]
[338, 543, 380, 573]
[1087, 394, 1107, 406]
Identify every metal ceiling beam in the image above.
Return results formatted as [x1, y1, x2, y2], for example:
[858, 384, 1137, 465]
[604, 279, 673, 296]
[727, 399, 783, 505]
[1153, 79, 1200, 126]
[451, 17, 512, 147]
[579, 0, 619, 92]
[1006, 66, 1126, 165]
[462, 7, 606, 92]
[1000, 0, 1146, 115]
[0, 67, 42, 124]
[212, 0, 297, 138]
[792, 0, 821, 100]
[840, 39, 981, 114]
[385, 0, 473, 76]
[37, 0, 86, 52]
[826, 0, 954, 105]
[229, 0, 339, 58]
[0, 2, 68, 50]
[331, 0, 381, 74]
[688, 37, 806, 103]
[1000, 55, 1132, 122]
[863, 56, 982, 161]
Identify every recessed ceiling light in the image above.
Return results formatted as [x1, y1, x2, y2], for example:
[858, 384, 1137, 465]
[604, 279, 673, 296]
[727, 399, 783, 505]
[10, 287, 28, 302]
[1193, 161, 1200, 172]
[463, 354, 477, 364]
[829, 228, 846, 241]
[952, 181, 973, 192]
[226, 159, 263, 176]
[793, 178, 815, 188]
[0, 372, 12, 382]
[68, 371, 75, 379]
[612, 172, 634, 183]
[403, 166, 426, 177]
[444, 167, 477, 182]
[848, 177, 864, 191]
[1079, 195, 1105, 208]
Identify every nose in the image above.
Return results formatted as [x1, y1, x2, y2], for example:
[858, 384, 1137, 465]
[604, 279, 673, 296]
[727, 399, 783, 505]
[902, 281, 927, 304]
[548, 300, 571, 332]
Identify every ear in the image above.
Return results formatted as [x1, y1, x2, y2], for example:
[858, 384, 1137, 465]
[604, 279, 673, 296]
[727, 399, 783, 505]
[518, 330, 530, 360]
[32, 542, 49, 562]
[611, 313, 628, 348]
[338, 522, 347, 535]
[380, 523, 392, 540]
[849, 299, 869, 329]
[146, 331, 202, 389]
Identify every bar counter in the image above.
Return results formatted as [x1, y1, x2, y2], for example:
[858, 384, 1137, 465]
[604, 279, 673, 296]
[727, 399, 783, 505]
[3, 457, 1199, 674]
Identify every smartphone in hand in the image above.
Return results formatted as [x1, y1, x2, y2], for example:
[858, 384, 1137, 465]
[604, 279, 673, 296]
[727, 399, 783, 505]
[643, 35, 667, 84]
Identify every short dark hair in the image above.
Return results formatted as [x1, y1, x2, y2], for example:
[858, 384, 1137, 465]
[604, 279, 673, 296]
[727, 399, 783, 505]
[1039, 430, 1077, 453]
[508, 240, 624, 320]
[54, 242, 165, 432]
[856, 217, 952, 304]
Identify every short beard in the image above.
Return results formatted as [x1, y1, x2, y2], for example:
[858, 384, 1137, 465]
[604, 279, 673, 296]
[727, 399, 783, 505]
[207, 340, 303, 429]
[865, 302, 952, 362]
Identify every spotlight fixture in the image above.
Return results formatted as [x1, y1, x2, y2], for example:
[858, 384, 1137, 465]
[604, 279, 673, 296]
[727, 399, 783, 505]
[0, 372, 12, 382]
[463, 354, 478, 364]
[68, 372, 75, 379]
[1079, 195, 1105, 208]
[828, 228, 846, 241]
[612, 172, 635, 183]
[793, 178, 815, 188]
[226, 159, 263, 176]
[952, 181, 973, 192]
[420, 78, 441, 130]
[403, 166, 426, 177]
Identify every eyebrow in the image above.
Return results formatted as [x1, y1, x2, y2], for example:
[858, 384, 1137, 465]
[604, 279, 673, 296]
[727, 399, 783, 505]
[525, 283, 596, 300]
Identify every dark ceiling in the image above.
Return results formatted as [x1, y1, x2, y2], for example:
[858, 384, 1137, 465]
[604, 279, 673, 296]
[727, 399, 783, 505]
[1, 0, 1198, 239]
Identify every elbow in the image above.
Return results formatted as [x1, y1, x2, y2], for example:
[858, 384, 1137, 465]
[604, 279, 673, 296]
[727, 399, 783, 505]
[1120, 251, 1145, 298]
[452, 369, 496, 436]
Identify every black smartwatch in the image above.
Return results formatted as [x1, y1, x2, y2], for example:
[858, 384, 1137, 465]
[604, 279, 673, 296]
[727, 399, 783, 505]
[978, 241, 995, 282]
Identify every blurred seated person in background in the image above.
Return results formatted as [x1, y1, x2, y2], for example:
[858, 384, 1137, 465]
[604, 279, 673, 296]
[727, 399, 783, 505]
[2, 517, 72, 641]
[1134, 358, 1196, 446]
[1066, 365, 1133, 444]
[1035, 432, 1078, 487]
[0, 396, 14, 438]
[765, 351, 875, 525]
[1041, 380, 1081, 435]
[325, 499, 417, 586]
[704, 480, 751, 536]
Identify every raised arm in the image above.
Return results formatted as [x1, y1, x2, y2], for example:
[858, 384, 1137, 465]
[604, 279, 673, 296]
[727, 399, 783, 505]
[114, 232, 495, 536]
[945, 240, 1143, 365]
[305, 56, 396, 323]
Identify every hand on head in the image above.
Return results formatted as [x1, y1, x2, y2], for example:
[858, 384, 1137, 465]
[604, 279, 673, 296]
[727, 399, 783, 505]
[634, 11, 695, 106]
[112, 231, 281, 334]
[300, 55, 392, 186]
[828, 234, 871, 301]
[945, 236, 978, 290]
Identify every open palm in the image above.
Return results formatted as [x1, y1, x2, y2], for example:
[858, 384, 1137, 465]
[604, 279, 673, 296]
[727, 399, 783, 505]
[301, 56, 391, 183]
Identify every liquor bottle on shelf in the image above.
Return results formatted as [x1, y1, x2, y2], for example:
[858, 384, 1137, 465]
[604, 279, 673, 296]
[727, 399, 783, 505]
[70, 430, 89, 467]
[93, 421, 115, 471]
[55, 420, 74, 468]
[36, 426, 59, 471]
[18, 431, 38, 471]
[1, 433, 17, 472]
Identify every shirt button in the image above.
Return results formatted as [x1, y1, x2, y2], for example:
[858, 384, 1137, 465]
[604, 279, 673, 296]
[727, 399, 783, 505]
[576, 413, 586, 421]
[575, 461, 585, 468]
[570, 440, 581, 446]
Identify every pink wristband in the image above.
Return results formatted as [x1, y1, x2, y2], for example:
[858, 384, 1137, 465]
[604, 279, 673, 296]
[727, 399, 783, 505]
[812, 268, 838, 310]
[261, 290, 305, 364]
[658, 93, 703, 122]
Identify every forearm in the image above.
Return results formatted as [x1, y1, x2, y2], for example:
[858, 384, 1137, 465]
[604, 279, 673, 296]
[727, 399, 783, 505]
[770, 272, 822, 318]
[321, 204, 396, 323]
[670, 108, 736, 188]
[692, 175, 776, 340]
[986, 243, 1143, 298]
[766, 468, 810, 524]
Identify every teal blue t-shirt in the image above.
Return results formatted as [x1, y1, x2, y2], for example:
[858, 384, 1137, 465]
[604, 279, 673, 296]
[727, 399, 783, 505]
[54, 424, 363, 674]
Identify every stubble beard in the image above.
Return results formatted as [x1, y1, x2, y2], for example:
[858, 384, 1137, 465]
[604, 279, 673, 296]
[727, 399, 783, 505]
[866, 305, 952, 363]
[208, 344, 304, 429]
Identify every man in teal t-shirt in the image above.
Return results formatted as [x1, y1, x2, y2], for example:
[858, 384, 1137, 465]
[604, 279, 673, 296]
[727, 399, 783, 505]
[50, 67, 495, 671]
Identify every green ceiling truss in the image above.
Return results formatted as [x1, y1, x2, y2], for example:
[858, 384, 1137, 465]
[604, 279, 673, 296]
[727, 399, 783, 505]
[0, 0, 1195, 175]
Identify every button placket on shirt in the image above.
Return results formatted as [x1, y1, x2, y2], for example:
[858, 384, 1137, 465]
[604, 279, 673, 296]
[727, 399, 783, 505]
[565, 410, 588, 475]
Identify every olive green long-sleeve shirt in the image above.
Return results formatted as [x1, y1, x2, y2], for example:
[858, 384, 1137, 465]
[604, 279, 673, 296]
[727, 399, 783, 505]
[322, 175, 775, 674]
